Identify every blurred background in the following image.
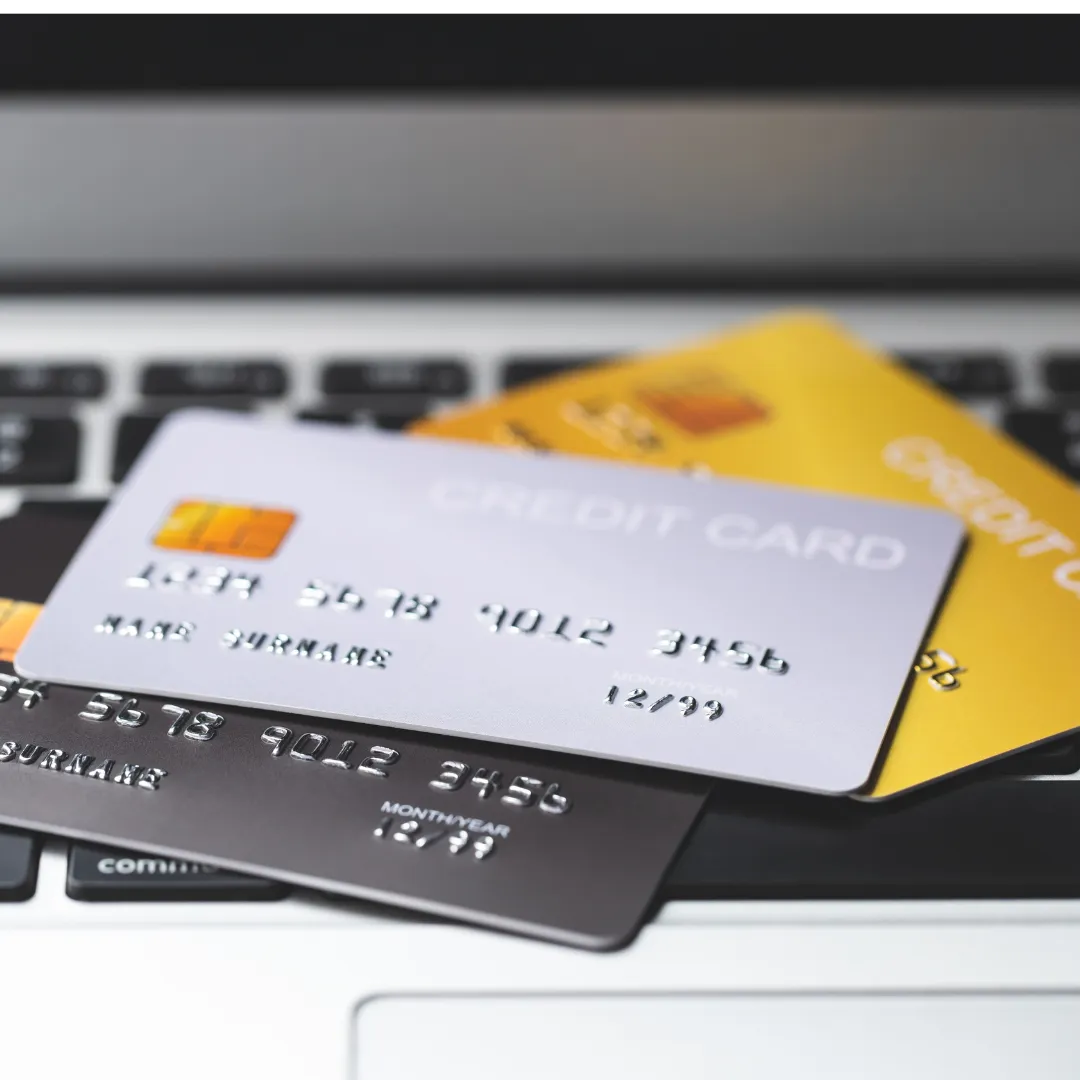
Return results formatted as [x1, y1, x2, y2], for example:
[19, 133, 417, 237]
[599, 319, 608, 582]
[0, 17, 1075, 498]
[0, 17, 1073, 498]
[1, 18, 1079, 290]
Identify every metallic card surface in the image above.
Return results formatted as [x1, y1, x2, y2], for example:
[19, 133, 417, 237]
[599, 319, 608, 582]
[414, 312, 1080, 798]
[0, 509, 707, 950]
[17, 411, 966, 793]
[0, 655, 706, 949]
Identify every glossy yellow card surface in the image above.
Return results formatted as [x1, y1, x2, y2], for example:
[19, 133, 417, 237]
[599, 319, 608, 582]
[415, 313, 1080, 798]
[0, 599, 41, 662]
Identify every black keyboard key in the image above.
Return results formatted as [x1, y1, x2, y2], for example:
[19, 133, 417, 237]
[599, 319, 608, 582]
[0, 416, 79, 485]
[141, 359, 287, 398]
[322, 357, 469, 398]
[665, 776, 1080, 901]
[67, 843, 288, 902]
[0, 362, 105, 399]
[895, 351, 1014, 397]
[112, 414, 163, 483]
[1044, 354, 1080, 394]
[373, 405, 431, 431]
[295, 408, 359, 425]
[1028, 741, 1080, 774]
[1003, 407, 1080, 479]
[0, 829, 39, 902]
[502, 354, 613, 390]
[993, 737, 1080, 777]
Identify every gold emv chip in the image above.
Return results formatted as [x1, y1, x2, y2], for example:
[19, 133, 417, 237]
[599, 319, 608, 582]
[154, 501, 295, 559]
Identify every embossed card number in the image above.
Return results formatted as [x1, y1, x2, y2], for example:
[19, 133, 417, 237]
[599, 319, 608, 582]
[0, 665, 577, 869]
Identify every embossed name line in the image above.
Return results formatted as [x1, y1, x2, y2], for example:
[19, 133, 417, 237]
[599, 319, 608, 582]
[223, 631, 390, 668]
[95, 616, 393, 669]
[381, 801, 510, 839]
[0, 740, 166, 791]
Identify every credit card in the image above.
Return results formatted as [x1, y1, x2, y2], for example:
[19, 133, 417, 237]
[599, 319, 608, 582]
[0, 506, 707, 950]
[16, 411, 965, 794]
[413, 312, 1080, 798]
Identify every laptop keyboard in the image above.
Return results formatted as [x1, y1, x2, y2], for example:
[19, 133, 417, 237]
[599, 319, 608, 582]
[895, 351, 1016, 398]
[0, 297, 1076, 919]
[0, 344, 1077, 500]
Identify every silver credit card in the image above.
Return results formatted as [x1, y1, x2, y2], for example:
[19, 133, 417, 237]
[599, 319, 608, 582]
[17, 411, 966, 793]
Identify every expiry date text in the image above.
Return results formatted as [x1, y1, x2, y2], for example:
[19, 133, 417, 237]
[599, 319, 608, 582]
[604, 685, 723, 721]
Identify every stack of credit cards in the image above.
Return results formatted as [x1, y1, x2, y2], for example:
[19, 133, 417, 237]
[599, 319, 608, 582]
[416, 313, 1080, 800]
[2, 312, 1075, 949]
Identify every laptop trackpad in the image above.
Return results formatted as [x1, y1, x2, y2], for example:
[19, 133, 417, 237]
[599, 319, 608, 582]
[355, 991, 1080, 1078]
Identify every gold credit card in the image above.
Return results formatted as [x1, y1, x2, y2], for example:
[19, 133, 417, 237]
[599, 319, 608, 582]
[414, 312, 1080, 798]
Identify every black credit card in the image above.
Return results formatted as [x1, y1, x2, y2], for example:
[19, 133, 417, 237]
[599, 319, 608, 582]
[0, 506, 708, 949]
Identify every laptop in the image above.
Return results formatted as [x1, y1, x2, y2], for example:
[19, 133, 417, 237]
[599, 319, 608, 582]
[1, 19, 1079, 1080]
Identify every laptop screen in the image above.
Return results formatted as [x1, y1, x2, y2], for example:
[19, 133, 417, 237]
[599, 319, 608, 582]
[0, 19, 1076, 94]
[0, 19, 1078, 287]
